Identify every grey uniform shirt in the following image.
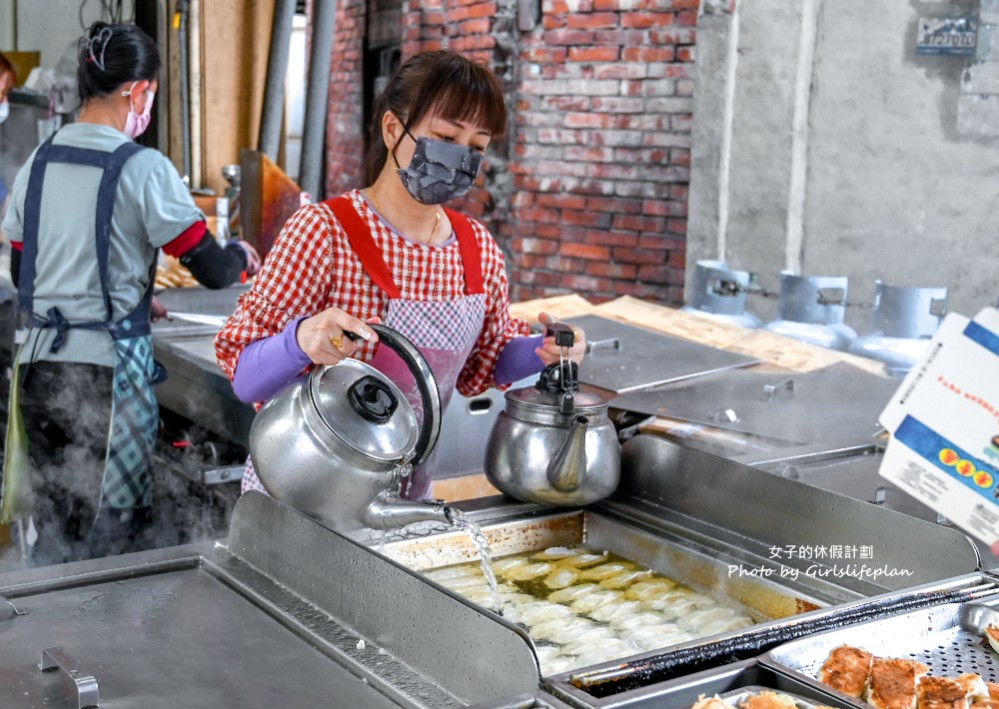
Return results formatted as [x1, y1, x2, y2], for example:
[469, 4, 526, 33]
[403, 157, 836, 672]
[2, 123, 203, 367]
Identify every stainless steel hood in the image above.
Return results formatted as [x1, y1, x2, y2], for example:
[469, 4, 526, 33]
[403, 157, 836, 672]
[567, 314, 760, 395]
[609, 362, 897, 445]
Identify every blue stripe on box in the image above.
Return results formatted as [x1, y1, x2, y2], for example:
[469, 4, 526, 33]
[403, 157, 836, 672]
[895, 415, 999, 500]
[963, 320, 999, 358]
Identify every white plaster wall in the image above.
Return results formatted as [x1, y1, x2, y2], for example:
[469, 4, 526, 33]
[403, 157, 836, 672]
[688, 0, 996, 330]
[0, 0, 14, 51]
[723, 0, 801, 308]
[806, 0, 994, 328]
[1, 0, 135, 68]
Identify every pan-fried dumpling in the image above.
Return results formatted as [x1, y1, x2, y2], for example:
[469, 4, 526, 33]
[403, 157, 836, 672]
[625, 579, 678, 600]
[548, 583, 601, 603]
[570, 589, 623, 614]
[543, 567, 580, 589]
[589, 600, 644, 623]
[493, 558, 529, 575]
[503, 562, 554, 581]
[532, 546, 582, 561]
[579, 562, 636, 581]
[611, 611, 668, 631]
[599, 569, 654, 589]
[556, 551, 609, 568]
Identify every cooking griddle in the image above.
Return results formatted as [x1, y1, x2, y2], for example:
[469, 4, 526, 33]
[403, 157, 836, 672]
[566, 314, 760, 395]
[610, 363, 898, 445]
[0, 566, 400, 708]
[0, 492, 541, 708]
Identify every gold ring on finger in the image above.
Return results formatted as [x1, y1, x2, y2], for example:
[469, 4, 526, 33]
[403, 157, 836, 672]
[330, 334, 344, 349]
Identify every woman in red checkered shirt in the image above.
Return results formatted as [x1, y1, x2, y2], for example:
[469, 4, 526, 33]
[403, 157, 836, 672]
[216, 49, 586, 499]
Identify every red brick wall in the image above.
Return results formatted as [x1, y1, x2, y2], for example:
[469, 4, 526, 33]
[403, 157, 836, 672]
[324, 0, 710, 305]
[324, 0, 367, 198]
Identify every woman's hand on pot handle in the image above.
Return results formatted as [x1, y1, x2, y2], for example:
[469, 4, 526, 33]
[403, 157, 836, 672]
[150, 296, 168, 323]
[297, 307, 380, 366]
[535, 311, 586, 366]
[237, 241, 262, 276]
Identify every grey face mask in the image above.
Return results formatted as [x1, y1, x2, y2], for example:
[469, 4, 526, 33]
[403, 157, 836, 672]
[394, 134, 484, 205]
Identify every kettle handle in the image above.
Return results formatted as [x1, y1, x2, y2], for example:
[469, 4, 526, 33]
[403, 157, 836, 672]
[369, 323, 442, 466]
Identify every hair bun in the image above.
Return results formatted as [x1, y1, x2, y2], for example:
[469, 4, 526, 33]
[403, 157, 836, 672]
[80, 23, 114, 71]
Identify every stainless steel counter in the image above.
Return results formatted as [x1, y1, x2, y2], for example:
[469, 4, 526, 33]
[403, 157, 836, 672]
[1, 436, 987, 708]
[0, 561, 402, 708]
[152, 285, 255, 447]
[0, 492, 541, 709]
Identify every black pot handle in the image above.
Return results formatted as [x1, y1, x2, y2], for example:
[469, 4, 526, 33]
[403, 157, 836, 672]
[367, 323, 442, 466]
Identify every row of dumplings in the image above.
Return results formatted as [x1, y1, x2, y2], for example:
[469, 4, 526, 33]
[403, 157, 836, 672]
[424, 546, 755, 676]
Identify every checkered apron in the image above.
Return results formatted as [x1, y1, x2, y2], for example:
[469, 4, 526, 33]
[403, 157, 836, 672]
[328, 197, 486, 499]
[2, 137, 158, 524]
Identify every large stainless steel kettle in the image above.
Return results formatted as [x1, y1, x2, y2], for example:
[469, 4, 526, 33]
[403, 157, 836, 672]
[484, 324, 620, 506]
[249, 324, 457, 532]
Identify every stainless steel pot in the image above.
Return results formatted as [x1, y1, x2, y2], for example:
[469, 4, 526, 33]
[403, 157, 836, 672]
[249, 324, 456, 532]
[484, 328, 621, 506]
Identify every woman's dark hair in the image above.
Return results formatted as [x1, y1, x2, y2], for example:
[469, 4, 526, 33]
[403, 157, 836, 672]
[0, 52, 17, 84]
[76, 22, 161, 104]
[364, 50, 507, 185]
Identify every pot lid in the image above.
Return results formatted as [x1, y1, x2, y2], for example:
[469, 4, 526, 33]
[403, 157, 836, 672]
[505, 384, 608, 413]
[309, 361, 419, 462]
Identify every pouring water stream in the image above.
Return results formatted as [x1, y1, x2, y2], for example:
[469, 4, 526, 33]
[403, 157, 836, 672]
[450, 515, 502, 615]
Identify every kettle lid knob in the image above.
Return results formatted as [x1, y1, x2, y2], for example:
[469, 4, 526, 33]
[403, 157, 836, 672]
[348, 375, 399, 424]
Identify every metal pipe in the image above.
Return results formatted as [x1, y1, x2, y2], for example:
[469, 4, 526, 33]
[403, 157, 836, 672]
[258, 0, 298, 160]
[177, 0, 191, 180]
[299, 0, 338, 199]
[188, 0, 202, 186]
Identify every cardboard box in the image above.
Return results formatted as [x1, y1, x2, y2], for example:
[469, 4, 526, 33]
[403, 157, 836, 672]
[879, 308, 999, 547]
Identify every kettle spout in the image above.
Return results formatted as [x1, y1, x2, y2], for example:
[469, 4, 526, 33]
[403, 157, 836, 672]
[361, 490, 459, 530]
[546, 415, 589, 493]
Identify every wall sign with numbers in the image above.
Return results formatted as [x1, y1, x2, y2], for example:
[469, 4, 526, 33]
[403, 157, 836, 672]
[917, 16, 978, 56]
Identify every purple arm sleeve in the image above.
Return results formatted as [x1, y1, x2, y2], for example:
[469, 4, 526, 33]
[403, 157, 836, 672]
[231, 316, 313, 403]
[494, 334, 545, 385]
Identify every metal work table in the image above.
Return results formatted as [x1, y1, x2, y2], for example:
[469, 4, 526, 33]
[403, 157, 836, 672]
[152, 285, 255, 448]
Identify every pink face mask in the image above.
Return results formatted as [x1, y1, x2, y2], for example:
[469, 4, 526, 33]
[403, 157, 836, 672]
[122, 81, 154, 139]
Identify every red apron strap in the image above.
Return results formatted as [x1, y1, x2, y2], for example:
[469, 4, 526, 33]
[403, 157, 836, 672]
[325, 195, 402, 299]
[444, 208, 485, 295]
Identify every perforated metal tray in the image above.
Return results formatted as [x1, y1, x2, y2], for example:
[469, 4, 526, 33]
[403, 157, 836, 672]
[760, 599, 999, 707]
[545, 658, 856, 709]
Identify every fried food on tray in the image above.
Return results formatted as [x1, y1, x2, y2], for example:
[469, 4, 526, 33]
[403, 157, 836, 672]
[690, 694, 730, 709]
[815, 645, 992, 709]
[155, 255, 199, 289]
[970, 683, 999, 709]
[819, 644, 874, 698]
[917, 675, 971, 709]
[739, 690, 798, 709]
[866, 657, 929, 709]
[985, 625, 999, 655]
[970, 699, 999, 709]
[688, 691, 803, 709]
[957, 675, 990, 703]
